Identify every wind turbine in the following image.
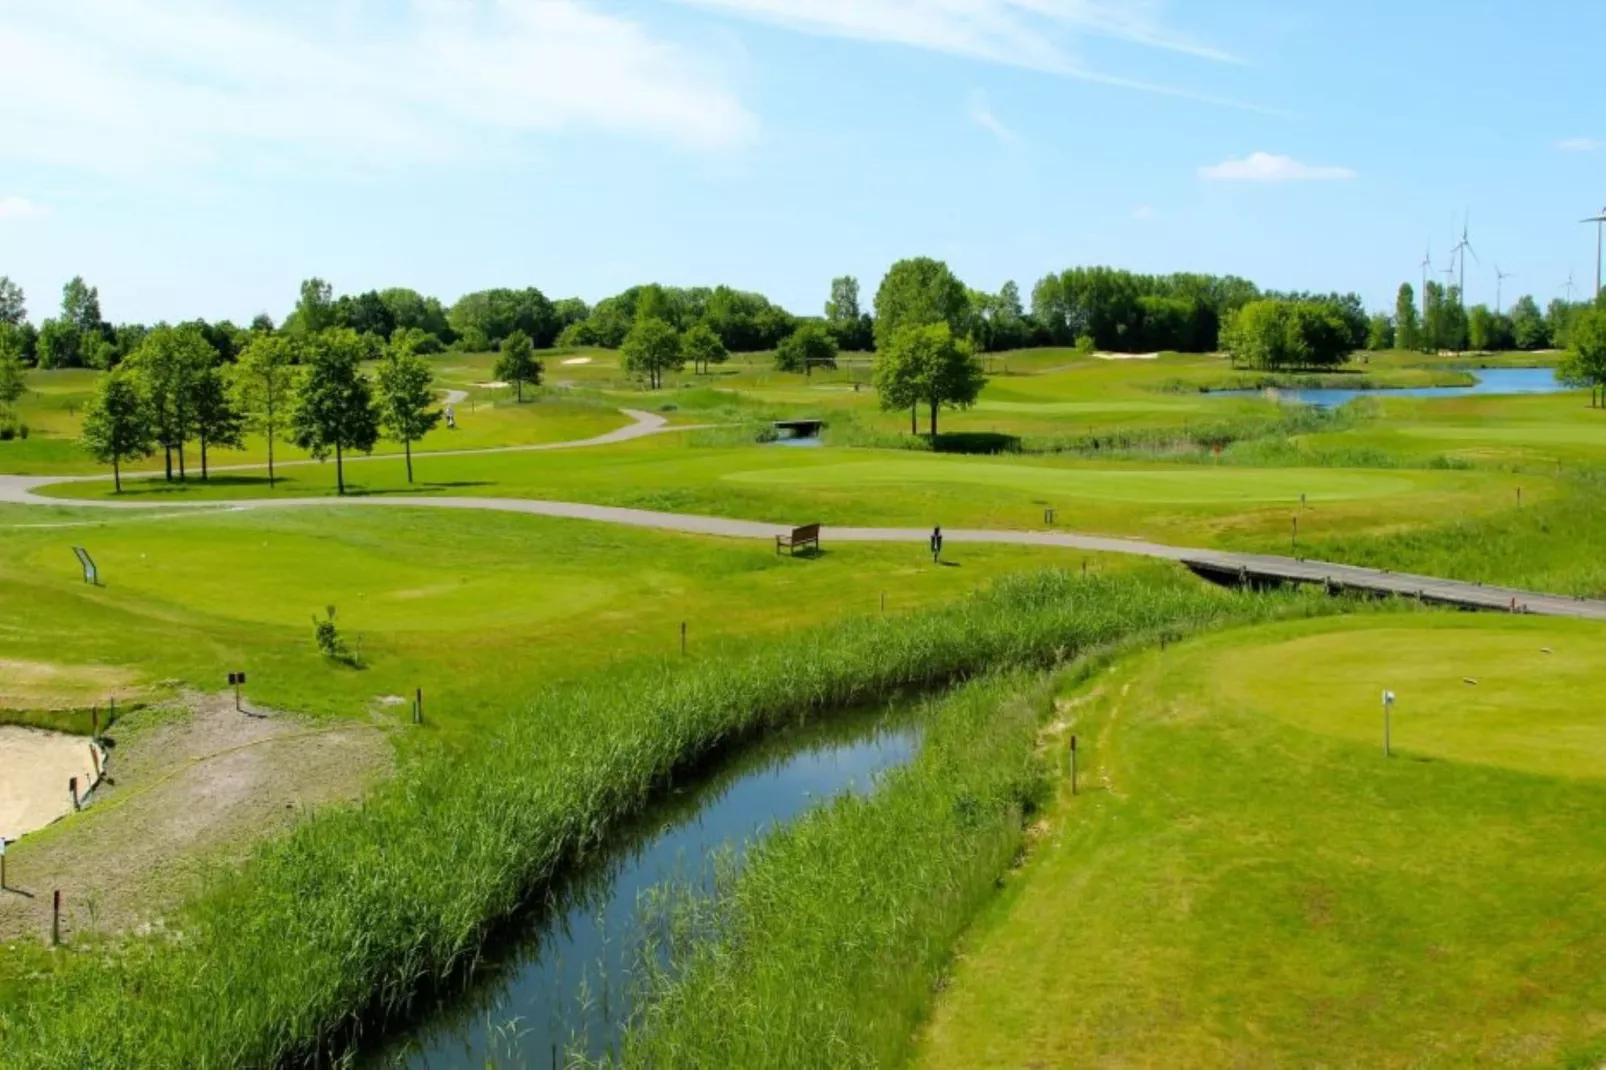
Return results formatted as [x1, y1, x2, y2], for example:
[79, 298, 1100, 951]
[1582, 207, 1606, 300]
[1452, 213, 1478, 305]
[1563, 270, 1577, 304]
[1495, 266, 1514, 313]
[1420, 246, 1433, 319]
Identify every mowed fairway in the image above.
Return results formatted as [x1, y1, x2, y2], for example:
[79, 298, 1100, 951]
[917, 615, 1606, 1069]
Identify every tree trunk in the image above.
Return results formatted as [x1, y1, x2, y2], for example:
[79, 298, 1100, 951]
[929, 397, 939, 437]
[405, 439, 414, 484]
[177, 442, 187, 481]
[336, 442, 345, 496]
[200, 433, 209, 481]
[267, 426, 276, 488]
[516, 379, 523, 403]
[113, 457, 121, 494]
[910, 405, 917, 435]
[164, 446, 172, 482]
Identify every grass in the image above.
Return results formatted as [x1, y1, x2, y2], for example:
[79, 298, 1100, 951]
[916, 614, 1606, 1069]
[1, 568, 1273, 1068]
[0, 504, 1096, 734]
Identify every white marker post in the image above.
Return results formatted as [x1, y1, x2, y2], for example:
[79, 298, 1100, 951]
[1383, 690, 1395, 757]
[1, 836, 7, 891]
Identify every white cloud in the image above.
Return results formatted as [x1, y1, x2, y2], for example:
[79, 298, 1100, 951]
[0, 196, 48, 220]
[1557, 137, 1604, 153]
[0, 0, 757, 176]
[967, 91, 1018, 143]
[1132, 205, 1156, 221]
[667, 0, 1271, 111]
[1199, 152, 1355, 182]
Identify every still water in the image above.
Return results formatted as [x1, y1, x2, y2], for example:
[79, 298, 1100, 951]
[1217, 367, 1566, 408]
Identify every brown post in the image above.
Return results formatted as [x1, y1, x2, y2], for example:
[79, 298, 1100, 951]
[681, 621, 688, 656]
[69, 777, 79, 811]
[52, 890, 61, 946]
[415, 687, 423, 725]
[1070, 735, 1078, 796]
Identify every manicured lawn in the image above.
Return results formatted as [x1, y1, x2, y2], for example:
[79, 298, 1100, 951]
[917, 614, 1606, 1069]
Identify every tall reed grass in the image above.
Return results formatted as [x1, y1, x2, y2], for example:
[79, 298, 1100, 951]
[1, 568, 1303, 1068]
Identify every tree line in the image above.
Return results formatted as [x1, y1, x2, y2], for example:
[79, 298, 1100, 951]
[1380, 281, 1598, 355]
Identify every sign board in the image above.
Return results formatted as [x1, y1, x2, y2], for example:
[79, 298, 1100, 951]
[228, 672, 247, 686]
[72, 547, 98, 586]
[1382, 690, 1396, 707]
[0, 837, 7, 856]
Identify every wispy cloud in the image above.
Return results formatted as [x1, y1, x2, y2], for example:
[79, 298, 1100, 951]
[668, 0, 1272, 112]
[966, 91, 1018, 143]
[0, 0, 757, 176]
[1132, 205, 1157, 221]
[0, 196, 48, 220]
[1557, 137, 1604, 153]
[1199, 152, 1355, 182]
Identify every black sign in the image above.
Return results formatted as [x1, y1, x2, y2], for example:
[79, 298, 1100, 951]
[228, 672, 247, 686]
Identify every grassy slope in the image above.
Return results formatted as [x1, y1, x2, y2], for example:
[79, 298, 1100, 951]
[917, 614, 1606, 1069]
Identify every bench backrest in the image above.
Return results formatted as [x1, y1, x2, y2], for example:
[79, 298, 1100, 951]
[791, 523, 821, 540]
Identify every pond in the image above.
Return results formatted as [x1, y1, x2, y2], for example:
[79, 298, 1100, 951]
[1217, 367, 1567, 408]
[366, 706, 921, 1068]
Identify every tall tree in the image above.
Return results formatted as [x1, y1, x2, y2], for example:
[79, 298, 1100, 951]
[235, 334, 299, 487]
[873, 258, 971, 351]
[292, 278, 337, 335]
[775, 323, 839, 376]
[681, 322, 729, 374]
[1367, 313, 1395, 351]
[1394, 283, 1421, 352]
[1559, 308, 1606, 407]
[873, 322, 987, 436]
[290, 331, 380, 495]
[826, 276, 861, 324]
[0, 337, 26, 410]
[61, 276, 103, 334]
[1467, 305, 1496, 352]
[125, 325, 213, 480]
[620, 318, 683, 389]
[376, 348, 442, 484]
[492, 329, 542, 402]
[191, 366, 246, 479]
[35, 319, 81, 369]
[1509, 296, 1550, 351]
[0, 276, 25, 325]
[81, 371, 155, 492]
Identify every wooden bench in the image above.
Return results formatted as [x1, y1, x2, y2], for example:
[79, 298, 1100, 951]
[776, 523, 822, 557]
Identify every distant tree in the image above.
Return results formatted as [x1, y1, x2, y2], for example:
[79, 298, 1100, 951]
[681, 322, 729, 374]
[0, 276, 25, 325]
[333, 290, 396, 340]
[113, 324, 149, 363]
[0, 339, 25, 410]
[1222, 300, 1353, 371]
[873, 257, 972, 351]
[378, 288, 452, 340]
[81, 371, 155, 492]
[1467, 305, 1496, 352]
[553, 298, 590, 331]
[81, 330, 119, 370]
[1394, 283, 1421, 352]
[775, 322, 839, 376]
[1547, 299, 1581, 350]
[620, 318, 683, 389]
[388, 326, 444, 357]
[1367, 313, 1395, 351]
[449, 288, 560, 349]
[35, 319, 81, 369]
[493, 329, 542, 402]
[250, 312, 276, 334]
[1509, 296, 1550, 350]
[376, 348, 442, 484]
[291, 278, 337, 336]
[125, 324, 213, 480]
[235, 334, 300, 487]
[61, 276, 103, 334]
[191, 365, 246, 479]
[873, 322, 987, 436]
[2, 322, 38, 367]
[557, 320, 600, 348]
[824, 276, 873, 352]
[1442, 288, 1470, 352]
[291, 332, 380, 495]
[1559, 309, 1606, 407]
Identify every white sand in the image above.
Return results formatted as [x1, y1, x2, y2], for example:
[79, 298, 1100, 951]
[0, 727, 102, 841]
[561, 357, 593, 366]
[477, 380, 511, 389]
[1093, 352, 1161, 361]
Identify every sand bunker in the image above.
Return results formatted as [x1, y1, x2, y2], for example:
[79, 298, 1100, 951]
[561, 357, 593, 366]
[478, 380, 511, 389]
[0, 726, 102, 841]
[1093, 352, 1161, 361]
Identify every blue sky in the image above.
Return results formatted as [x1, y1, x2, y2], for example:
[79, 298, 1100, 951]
[2, 0, 1603, 325]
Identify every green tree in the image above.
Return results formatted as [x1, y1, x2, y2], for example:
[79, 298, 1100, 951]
[1367, 313, 1395, 351]
[1559, 308, 1606, 408]
[81, 371, 155, 492]
[0, 338, 26, 410]
[388, 326, 444, 357]
[235, 334, 299, 487]
[873, 258, 971, 351]
[376, 348, 442, 484]
[0, 276, 25, 325]
[35, 319, 81, 369]
[61, 276, 103, 334]
[492, 329, 542, 402]
[1467, 305, 1495, 352]
[291, 331, 380, 495]
[125, 324, 214, 480]
[681, 322, 729, 374]
[290, 277, 336, 335]
[1510, 296, 1550, 350]
[1394, 283, 1421, 352]
[620, 318, 683, 389]
[873, 322, 987, 436]
[775, 323, 839, 376]
[1222, 300, 1353, 370]
[191, 365, 246, 479]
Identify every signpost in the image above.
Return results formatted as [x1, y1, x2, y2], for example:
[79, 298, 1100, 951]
[71, 547, 99, 586]
[228, 671, 247, 712]
[1, 836, 7, 891]
[1069, 735, 1078, 796]
[1383, 690, 1395, 757]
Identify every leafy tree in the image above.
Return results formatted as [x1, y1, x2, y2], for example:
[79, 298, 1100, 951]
[873, 322, 987, 436]
[1510, 296, 1550, 351]
[376, 348, 442, 483]
[1559, 309, 1606, 407]
[493, 329, 542, 402]
[455, 325, 491, 353]
[825, 276, 873, 351]
[125, 324, 214, 480]
[1222, 300, 1353, 370]
[681, 322, 729, 374]
[620, 318, 683, 389]
[553, 298, 590, 331]
[332, 290, 396, 340]
[290, 278, 337, 336]
[1367, 313, 1395, 351]
[250, 312, 276, 334]
[1468, 305, 1496, 352]
[449, 288, 559, 349]
[36, 319, 81, 369]
[0, 338, 26, 409]
[81, 371, 155, 492]
[191, 365, 246, 479]
[388, 326, 444, 357]
[557, 320, 600, 347]
[290, 331, 380, 495]
[1, 322, 37, 367]
[1394, 283, 1421, 352]
[873, 257, 971, 351]
[61, 276, 103, 334]
[379, 288, 451, 339]
[235, 334, 299, 487]
[0, 276, 25, 325]
[775, 322, 838, 376]
[1547, 299, 1582, 350]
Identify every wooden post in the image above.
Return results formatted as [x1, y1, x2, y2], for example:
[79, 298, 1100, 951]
[1070, 735, 1078, 796]
[52, 890, 61, 946]
[681, 621, 688, 656]
[880, 591, 886, 614]
[69, 777, 79, 811]
[415, 688, 423, 725]
[1, 837, 7, 891]
[1292, 515, 1299, 558]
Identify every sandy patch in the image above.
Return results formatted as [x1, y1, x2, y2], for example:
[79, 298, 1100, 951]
[478, 380, 511, 389]
[0, 658, 141, 710]
[1093, 351, 1161, 361]
[0, 694, 392, 942]
[561, 357, 593, 366]
[0, 726, 102, 840]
